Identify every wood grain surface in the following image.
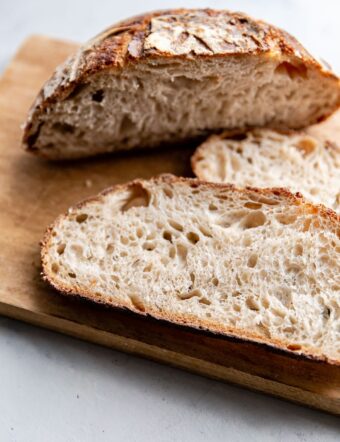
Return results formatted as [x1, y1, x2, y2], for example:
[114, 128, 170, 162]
[0, 35, 339, 415]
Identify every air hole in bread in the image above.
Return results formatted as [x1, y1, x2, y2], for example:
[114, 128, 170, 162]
[129, 294, 145, 312]
[323, 307, 331, 320]
[209, 203, 218, 211]
[247, 254, 258, 268]
[51, 262, 59, 273]
[92, 89, 104, 103]
[295, 136, 317, 154]
[169, 219, 184, 232]
[106, 243, 114, 253]
[294, 244, 303, 256]
[176, 244, 187, 263]
[199, 297, 211, 305]
[287, 344, 302, 351]
[163, 231, 172, 242]
[178, 289, 201, 300]
[136, 227, 143, 238]
[233, 303, 241, 312]
[242, 211, 266, 229]
[187, 231, 200, 244]
[246, 297, 260, 311]
[57, 243, 66, 255]
[141, 264, 151, 274]
[70, 244, 84, 258]
[302, 218, 312, 232]
[120, 236, 129, 245]
[52, 122, 74, 134]
[212, 277, 219, 287]
[244, 202, 262, 210]
[198, 225, 212, 238]
[262, 298, 270, 308]
[142, 241, 156, 251]
[163, 187, 174, 199]
[169, 246, 176, 259]
[256, 196, 279, 206]
[76, 213, 88, 223]
[68, 272, 76, 278]
[275, 62, 307, 79]
[271, 307, 285, 318]
[276, 213, 297, 225]
[122, 184, 150, 212]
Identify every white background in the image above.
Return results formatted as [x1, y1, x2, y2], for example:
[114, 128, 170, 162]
[1, 1, 340, 441]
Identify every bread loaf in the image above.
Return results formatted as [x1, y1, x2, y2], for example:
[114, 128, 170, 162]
[23, 9, 340, 159]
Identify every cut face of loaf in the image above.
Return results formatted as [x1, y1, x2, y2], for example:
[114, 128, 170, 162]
[42, 175, 340, 364]
[192, 129, 340, 211]
[23, 8, 340, 159]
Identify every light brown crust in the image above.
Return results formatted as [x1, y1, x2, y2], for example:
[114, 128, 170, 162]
[41, 174, 340, 366]
[23, 8, 340, 153]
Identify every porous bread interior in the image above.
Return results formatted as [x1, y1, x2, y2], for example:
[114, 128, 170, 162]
[44, 177, 340, 362]
[193, 130, 340, 211]
[34, 55, 339, 159]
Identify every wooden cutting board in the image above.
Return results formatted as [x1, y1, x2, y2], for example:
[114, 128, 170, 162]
[0, 35, 339, 415]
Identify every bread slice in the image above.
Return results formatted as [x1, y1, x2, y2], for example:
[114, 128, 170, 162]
[192, 129, 340, 211]
[23, 8, 340, 160]
[42, 175, 340, 364]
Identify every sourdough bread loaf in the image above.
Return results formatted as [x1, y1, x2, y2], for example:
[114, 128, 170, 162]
[42, 175, 340, 364]
[23, 9, 340, 159]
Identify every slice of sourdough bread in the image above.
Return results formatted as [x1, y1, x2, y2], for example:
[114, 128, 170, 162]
[42, 175, 340, 364]
[192, 129, 340, 211]
[23, 8, 340, 159]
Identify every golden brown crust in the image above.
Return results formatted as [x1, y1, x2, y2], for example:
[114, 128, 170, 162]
[41, 174, 340, 366]
[23, 8, 340, 151]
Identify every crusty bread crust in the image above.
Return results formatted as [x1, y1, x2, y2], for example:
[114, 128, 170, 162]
[41, 174, 340, 366]
[23, 8, 340, 153]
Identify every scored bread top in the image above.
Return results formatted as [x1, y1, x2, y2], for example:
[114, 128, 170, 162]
[23, 8, 340, 153]
[42, 174, 340, 365]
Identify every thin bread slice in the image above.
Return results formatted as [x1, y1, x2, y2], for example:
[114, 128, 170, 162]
[192, 129, 340, 211]
[42, 175, 340, 364]
[23, 8, 340, 159]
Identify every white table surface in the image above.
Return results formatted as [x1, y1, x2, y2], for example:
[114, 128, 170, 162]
[1, 1, 340, 440]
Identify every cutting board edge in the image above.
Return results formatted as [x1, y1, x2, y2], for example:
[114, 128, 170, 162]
[0, 299, 339, 415]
